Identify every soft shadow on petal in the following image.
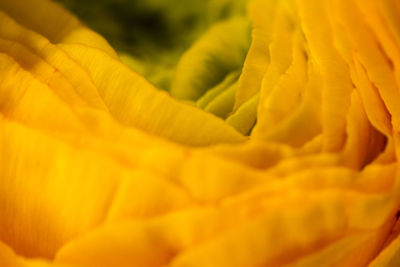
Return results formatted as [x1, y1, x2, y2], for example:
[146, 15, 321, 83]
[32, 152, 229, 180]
[0, 0, 117, 57]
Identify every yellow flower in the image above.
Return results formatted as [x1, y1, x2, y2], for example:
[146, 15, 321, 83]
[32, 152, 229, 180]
[1, 0, 400, 266]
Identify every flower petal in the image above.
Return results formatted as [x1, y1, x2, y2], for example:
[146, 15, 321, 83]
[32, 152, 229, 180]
[233, 0, 277, 109]
[60, 43, 246, 146]
[0, 0, 117, 57]
[0, 12, 108, 110]
[170, 17, 250, 101]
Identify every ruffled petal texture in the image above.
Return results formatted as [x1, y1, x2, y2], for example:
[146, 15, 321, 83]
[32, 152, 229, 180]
[1, 0, 400, 266]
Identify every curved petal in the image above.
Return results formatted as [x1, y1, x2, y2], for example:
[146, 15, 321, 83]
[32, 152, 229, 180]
[233, 0, 277, 109]
[0, 12, 108, 110]
[203, 82, 237, 119]
[170, 18, 251, 101]
[197, 71, 239, 109]
[296, 0, 353, 152]
[60, 43, 246, 146]
[0, 0, 117, 58]
[226, 93, 259, 135]
[331, 0, 400, 130]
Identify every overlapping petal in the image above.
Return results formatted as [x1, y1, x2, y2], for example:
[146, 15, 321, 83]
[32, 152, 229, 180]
[1, 0, 400, 266]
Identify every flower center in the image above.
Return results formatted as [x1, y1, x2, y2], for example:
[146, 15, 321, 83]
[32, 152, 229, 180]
[58, 0, 256, 135]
